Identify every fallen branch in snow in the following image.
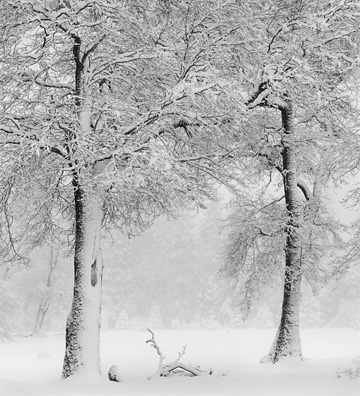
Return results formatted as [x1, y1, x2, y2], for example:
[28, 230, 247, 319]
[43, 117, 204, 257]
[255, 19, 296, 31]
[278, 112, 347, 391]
[146, 328, 214, 379]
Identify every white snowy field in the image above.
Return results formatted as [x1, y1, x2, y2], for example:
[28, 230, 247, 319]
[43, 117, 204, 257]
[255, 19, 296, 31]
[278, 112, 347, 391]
[0, 328, 359, 396]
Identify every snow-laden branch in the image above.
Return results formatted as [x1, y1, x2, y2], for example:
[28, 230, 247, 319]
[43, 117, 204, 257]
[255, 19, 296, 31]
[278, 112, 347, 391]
[123, 113, 159, 136]
[246, 85, 272, 109]
[296, 177, 312, 201]
[122, 83, 217, 137]
[93, 50, 157, 77]
[0, 124, 67, 158]
[35, 78, 74, 91]
[177, 148, 233, 164]
[82, 35, 107, 64]
[246, 84, 288, 111]
[254, 150, 312, 201]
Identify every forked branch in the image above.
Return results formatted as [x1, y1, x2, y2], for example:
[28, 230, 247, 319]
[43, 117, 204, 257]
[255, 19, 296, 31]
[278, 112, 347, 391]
[146, 328, 213, 379]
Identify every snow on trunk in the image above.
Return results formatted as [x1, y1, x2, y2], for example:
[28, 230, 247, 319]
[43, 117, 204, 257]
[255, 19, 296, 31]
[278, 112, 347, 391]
[262, 261, 303, 363]
[62, 187, 104, 378]
[262, 99, 304, 363]
[61, 53, 107, 377]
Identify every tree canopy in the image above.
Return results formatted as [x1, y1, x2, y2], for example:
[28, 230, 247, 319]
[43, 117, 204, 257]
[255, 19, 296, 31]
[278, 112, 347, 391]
[1, 0, 359, 375]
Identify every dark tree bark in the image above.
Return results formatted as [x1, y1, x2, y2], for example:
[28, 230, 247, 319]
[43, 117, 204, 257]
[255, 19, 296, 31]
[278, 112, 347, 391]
[61, 32, 106, 377]
[248, 92, 305, 363]
[62, 179, 104, 378]
[263, 99, 304, 362]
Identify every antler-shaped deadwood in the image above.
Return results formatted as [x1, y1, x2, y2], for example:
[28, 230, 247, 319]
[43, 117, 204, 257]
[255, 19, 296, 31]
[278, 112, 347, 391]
[146, 328, 213, 379]
[146, 328, 166, 371]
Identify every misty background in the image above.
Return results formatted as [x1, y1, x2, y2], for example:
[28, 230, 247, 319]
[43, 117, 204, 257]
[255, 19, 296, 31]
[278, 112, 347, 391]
[1, 183, 359, 338]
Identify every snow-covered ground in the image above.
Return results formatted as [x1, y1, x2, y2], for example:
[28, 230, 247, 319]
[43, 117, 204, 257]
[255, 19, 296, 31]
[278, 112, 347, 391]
[0, 328, 359, 396]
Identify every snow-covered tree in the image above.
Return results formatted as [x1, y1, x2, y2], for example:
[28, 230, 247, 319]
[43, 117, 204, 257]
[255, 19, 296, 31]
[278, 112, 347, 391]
[0, 0, 242, 377]
[222, 0, 360, 363]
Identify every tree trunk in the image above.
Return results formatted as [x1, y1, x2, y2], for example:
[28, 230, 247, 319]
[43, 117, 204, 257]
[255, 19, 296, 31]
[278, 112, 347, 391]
[61, 45, 106, 377]
[62, 182, 104, 378]
[32, 246, 59, 336]
[262, 99, 304, 363]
